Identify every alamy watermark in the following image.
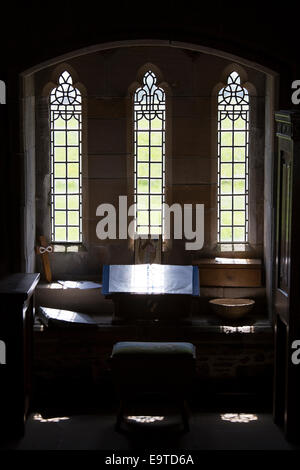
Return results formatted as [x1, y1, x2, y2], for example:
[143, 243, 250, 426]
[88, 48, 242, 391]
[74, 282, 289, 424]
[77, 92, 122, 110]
[291, 340, 300, 365]
[0, 80, 5, 104]
[291, 80, 300, 105]
[0, 340, 6, 365]
[95, 196, 204, 251]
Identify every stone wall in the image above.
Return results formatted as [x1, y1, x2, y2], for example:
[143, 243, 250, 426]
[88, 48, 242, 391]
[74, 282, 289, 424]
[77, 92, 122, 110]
[33, 322, 273, 403]
[34, 45, 266, 280]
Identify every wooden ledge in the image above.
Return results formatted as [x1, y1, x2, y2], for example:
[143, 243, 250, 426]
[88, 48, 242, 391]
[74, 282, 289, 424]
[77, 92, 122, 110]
[193, 258, 261, 267]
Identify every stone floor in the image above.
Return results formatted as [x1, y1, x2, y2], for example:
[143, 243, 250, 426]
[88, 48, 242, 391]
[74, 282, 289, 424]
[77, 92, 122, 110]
[0, 407, 299, 451]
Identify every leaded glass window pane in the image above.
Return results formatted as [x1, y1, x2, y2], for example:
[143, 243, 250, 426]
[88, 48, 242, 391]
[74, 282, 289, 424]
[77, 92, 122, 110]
[134, 71, 165, 236]
[217, 71, 249, 250]
[50, 71, 82, 243]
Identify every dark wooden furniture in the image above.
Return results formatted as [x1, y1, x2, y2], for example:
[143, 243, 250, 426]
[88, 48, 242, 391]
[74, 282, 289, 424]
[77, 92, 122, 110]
[0, 273, 40, 436]
[110, 341, 196, 432]
[102, 264, 199, 324]
[193, 258, 262, 287]
[107, 292, 196, 324]
[273, 111, 300, 442]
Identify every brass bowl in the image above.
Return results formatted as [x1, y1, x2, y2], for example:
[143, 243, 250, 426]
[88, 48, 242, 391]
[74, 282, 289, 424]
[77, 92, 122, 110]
[209, 298, 255, 319]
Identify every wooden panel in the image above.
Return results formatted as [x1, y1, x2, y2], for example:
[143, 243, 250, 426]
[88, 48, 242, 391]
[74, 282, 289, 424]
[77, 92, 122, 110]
[193, 258, 262, 287]
[277, 151, 292, 293]
[198, 267, 261, 287]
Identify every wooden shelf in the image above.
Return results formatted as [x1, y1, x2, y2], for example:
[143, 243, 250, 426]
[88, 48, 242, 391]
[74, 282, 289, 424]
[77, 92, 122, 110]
[193, 258, 262, 287]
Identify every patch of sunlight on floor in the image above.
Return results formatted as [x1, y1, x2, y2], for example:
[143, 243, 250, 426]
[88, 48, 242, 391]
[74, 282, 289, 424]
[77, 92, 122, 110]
[126, 416, 165, 424]
[220, 413, 258, 423]
[32, 413, 70, 423]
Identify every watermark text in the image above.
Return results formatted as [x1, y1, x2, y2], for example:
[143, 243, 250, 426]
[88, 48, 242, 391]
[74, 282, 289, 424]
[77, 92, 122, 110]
[0, 340, 6, 365]
[95, 196, 204, 251]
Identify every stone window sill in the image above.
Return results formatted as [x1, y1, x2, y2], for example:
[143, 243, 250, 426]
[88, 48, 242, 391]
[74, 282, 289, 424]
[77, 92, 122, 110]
[52, 244, 87, 253]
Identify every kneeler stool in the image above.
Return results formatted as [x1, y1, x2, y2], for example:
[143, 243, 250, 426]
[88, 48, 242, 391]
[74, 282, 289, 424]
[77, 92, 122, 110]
[110, 341, 196, 432]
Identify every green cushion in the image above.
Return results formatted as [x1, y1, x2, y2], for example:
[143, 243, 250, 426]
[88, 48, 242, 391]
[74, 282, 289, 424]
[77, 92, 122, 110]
[111, 341, 195, 358]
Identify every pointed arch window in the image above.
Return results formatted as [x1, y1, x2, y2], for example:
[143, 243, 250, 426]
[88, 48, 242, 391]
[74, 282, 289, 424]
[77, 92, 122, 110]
[134, 70, 165, 236]
[50, 71, 82, 243]
[217, 71, 249, 250]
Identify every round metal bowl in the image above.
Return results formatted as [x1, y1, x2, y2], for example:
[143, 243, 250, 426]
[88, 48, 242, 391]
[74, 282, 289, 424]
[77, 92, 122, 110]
[209, 298, 255, 319]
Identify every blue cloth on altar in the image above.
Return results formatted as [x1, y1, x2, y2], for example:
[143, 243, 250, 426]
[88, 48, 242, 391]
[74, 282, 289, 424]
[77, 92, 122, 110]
[102, 264, 199, 296]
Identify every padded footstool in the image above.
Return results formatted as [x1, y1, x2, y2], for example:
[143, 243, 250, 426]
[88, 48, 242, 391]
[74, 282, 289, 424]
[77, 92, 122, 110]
[110, 341, 196, 431]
